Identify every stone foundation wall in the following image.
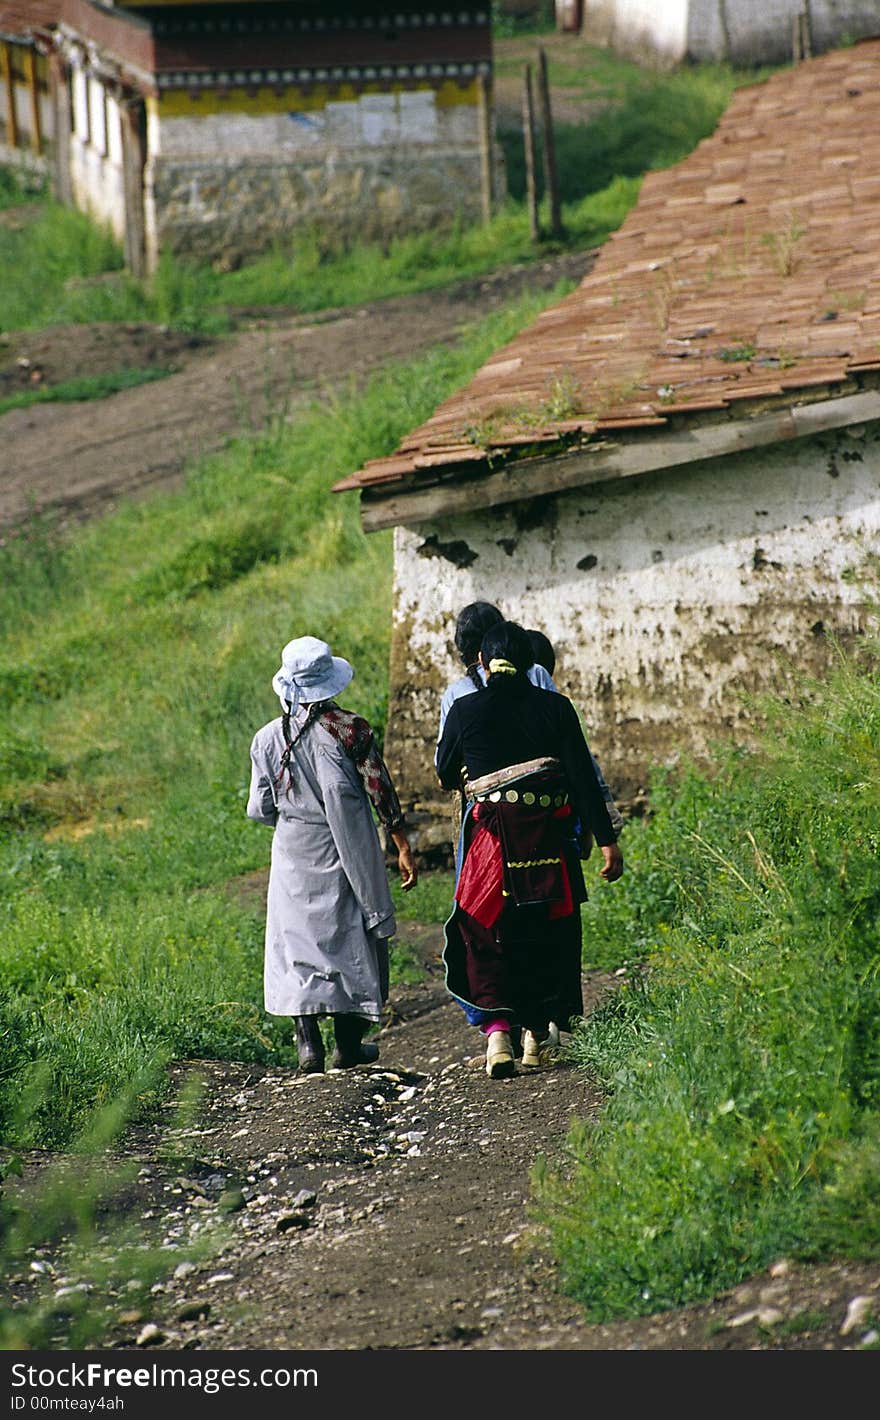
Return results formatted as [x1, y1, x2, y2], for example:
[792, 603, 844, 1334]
[146, 144, 496, 266]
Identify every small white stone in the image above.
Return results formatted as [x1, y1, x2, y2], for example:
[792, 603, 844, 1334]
[135, 1323, 164, 1347]
[859, 1329, 879, 1347]
[769, 1258, 791, 1278]
[727, 1307, 783, 1328]
[206, 1272, 234, 1285]
[841, 1295, 873, 1336]
[173, 1261, 196, 1280]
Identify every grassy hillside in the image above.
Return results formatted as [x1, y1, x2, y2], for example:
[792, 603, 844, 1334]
[0, 287, 571, 1151]
[545, 628, 880, 1318]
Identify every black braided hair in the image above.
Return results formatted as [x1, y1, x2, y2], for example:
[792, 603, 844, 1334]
[276, 701, 322, 790]
[453, 601, 502, 692]
[525, 628, 556, 677]
[480, 620, 533, 682]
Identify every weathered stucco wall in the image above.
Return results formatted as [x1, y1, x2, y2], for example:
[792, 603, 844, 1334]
[581, 0, 880, 65]
[144, 84, 501, 266]
[385, 422, 880, 846]
[68, 64, 126, 241]
[581, 0, 688, 64]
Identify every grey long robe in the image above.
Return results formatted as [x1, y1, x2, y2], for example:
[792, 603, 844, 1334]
[247, 709, 396, 1020]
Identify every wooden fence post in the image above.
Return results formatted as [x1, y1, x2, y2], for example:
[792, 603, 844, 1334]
[121, 96, 148, 277]
[24, 47, 41, 154]
[522, 61, 540, 242]
[1, 43, 19, 149]
[537, 45, 563, 240]
[476, 71, 493, 225]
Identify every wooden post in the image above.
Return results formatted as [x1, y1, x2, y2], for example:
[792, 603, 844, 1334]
[121, 96, 148, 277]
[792, 13, 802, 62]
[49, 52, 72, 204]
[537, 45, 563, 240]
[1, 42, 19, 149]
[476, 71, 493, 226]
[24, 48, 41, 154]
[522, 62, 540, 243]
[800, 9, 812, 59]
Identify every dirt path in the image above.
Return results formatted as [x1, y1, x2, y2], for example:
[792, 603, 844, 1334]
[35, 913, 870, 1356]
[0, 251, 594, 532]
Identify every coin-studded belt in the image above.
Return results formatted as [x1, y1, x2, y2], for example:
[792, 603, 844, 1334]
[474, 787, 569, 807]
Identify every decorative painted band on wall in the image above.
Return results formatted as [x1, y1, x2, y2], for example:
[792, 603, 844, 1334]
[151, 11, 491, 35]
[154, 59, 491, 88]
[153, 77, 482, 117]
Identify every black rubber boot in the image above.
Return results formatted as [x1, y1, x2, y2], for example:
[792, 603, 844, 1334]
[330, 1014, 379, 1069]
[294, 1016, 325, 1074]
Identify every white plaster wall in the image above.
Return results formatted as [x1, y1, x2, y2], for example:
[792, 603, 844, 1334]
[70, 142, 121, 236]
[583, 0, 690, 61]
[585, 0, 880, 63]
[388, 423, 880, 802]
[152, 89, 469, 157]
[106, 94, 123, 168]
[71, 66, 88, 139]
[87, 75, 106, 155]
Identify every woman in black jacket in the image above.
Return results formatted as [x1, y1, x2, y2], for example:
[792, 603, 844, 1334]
[436, 621, 623, 1078]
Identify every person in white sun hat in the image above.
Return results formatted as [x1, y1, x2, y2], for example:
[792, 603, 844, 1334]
[247, 635, 417, 1075]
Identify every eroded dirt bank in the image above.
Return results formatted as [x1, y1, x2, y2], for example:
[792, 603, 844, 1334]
[0, 251, 595, 531]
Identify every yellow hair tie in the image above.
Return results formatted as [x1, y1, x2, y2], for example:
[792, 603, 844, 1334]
[488, 657, 517, 676]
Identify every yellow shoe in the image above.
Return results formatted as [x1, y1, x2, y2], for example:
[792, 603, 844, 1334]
[485, 1031, 515, 1079]
[521, 1029, 543, 1068]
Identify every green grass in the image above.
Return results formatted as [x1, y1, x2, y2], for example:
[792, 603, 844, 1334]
[535, 629, 880, 1320]
[491, 1, 554, 39]
[0, 285, 570, 1152]
[0, 184, 640, 337]
[497, 45, 777, 207]
[0, 365, 176, 416]
[0, 165, 45, 211]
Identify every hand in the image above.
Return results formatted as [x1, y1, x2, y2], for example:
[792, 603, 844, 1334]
[599, 842, 624, 882]
[393, 835, 418, 892]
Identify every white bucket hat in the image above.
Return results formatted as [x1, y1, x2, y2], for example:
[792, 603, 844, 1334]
[272, 635, 354, 713]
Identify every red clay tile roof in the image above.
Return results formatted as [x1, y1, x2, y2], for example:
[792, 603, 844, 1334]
[335, 37, 880, 500]
[0, 0, 60, 41]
